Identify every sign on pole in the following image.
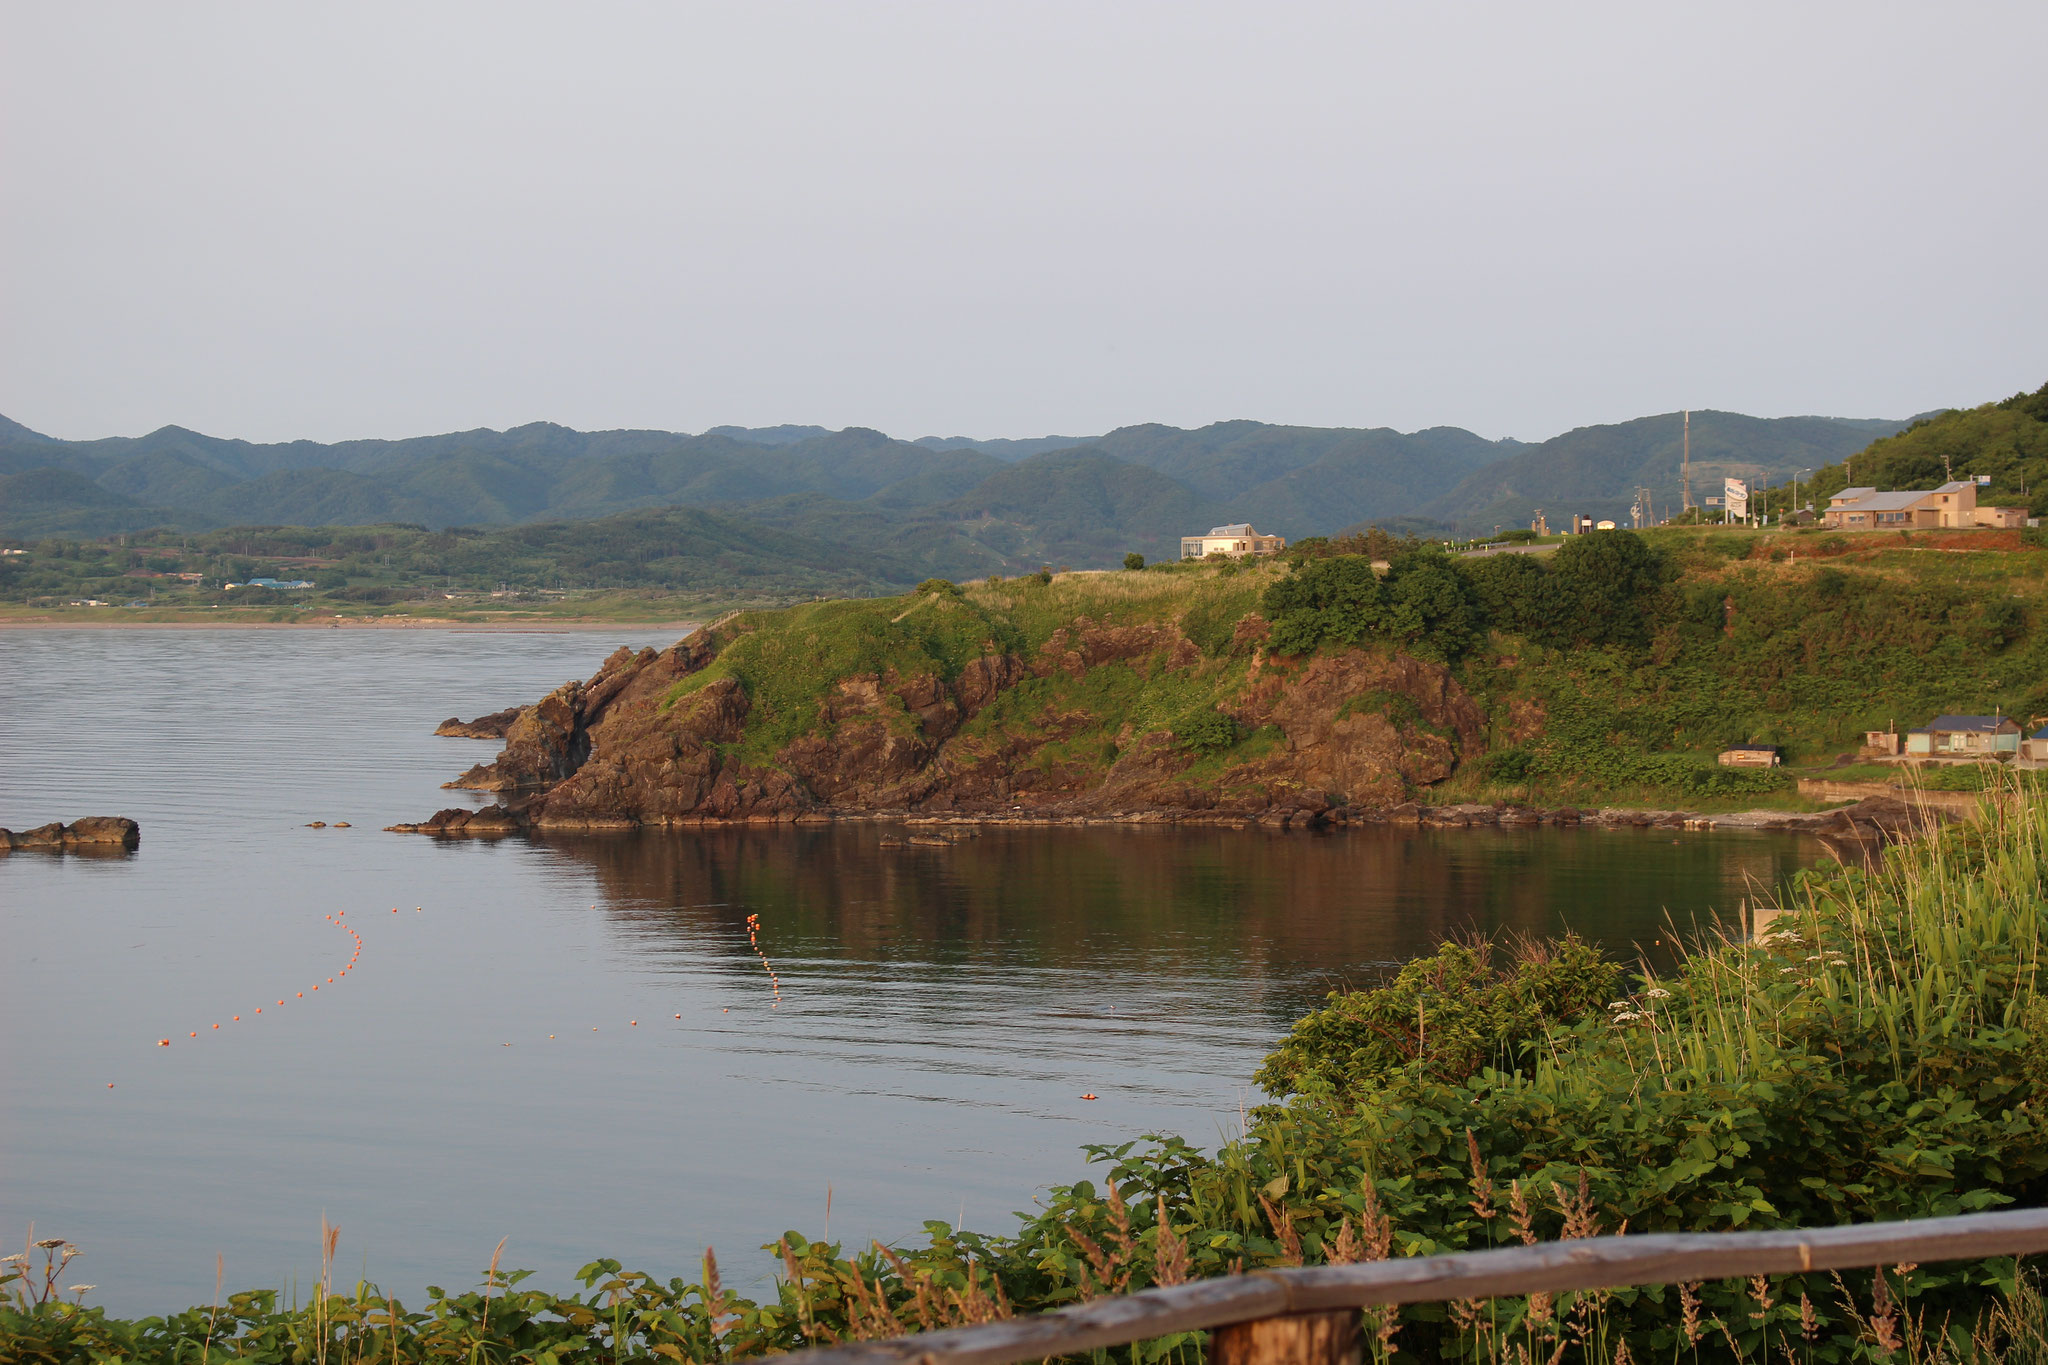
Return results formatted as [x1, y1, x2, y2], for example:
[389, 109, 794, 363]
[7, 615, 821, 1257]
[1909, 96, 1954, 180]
[1724, 477, 1749, 519]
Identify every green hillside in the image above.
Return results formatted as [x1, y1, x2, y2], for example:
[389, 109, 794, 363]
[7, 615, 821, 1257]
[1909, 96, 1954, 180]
[1765, 379, 2048, 517]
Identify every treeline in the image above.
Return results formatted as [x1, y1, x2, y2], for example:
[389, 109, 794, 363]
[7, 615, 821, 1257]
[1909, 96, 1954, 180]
[0, 507, 931, 605]
[1261, 530, 1666, 663]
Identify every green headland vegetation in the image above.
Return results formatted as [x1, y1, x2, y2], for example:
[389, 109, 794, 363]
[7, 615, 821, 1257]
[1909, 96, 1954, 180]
[12, 788, 2048, 1361]
[540, 520, 2048, 819]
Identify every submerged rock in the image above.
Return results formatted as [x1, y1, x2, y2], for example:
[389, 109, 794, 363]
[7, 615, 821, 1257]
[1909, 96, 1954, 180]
[0, 817, 140, 853]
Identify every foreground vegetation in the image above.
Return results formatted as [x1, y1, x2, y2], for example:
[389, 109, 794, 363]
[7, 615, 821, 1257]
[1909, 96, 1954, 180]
[11, 789, 2048, 1361]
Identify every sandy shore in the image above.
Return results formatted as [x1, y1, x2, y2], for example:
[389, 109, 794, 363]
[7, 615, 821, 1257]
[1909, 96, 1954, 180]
[0, 615, 701, 633]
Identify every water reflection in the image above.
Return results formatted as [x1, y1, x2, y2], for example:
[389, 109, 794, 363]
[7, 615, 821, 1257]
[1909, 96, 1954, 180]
[533, 823, 1815, 1026]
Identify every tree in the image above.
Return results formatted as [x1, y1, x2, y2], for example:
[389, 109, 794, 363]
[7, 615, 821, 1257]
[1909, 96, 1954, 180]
[1123, 552, 1145, 571]
[1543, 530, 1667, 649]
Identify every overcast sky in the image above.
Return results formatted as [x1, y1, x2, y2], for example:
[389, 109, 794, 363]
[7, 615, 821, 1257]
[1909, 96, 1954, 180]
[3, 3, 2044, 446]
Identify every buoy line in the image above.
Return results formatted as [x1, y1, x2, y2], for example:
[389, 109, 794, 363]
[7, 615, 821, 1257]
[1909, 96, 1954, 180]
[151, 906, 375, 1051]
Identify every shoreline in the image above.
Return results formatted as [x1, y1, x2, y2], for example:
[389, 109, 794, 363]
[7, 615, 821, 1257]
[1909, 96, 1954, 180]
[0, 615, 701, 633]
[393, 794, 1945, 840]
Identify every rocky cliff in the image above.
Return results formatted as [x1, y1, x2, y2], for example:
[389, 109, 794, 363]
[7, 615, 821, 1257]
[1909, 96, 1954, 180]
[399, 595, 1491, 833]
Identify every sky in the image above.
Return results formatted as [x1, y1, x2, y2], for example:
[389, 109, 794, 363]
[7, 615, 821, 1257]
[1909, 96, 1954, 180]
[3, 2, 2044, 446]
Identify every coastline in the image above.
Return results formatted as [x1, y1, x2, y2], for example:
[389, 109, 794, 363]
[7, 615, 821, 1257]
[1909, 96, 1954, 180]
[0, 615, 701, 633]
[393, 793, 1943, 840]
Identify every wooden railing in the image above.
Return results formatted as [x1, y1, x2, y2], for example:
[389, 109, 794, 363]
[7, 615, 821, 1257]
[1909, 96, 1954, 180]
[793, 1207, 2048, 1365]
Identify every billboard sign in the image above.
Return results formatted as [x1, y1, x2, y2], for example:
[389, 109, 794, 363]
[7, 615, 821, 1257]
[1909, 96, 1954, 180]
[1724, 477, 1749, 518]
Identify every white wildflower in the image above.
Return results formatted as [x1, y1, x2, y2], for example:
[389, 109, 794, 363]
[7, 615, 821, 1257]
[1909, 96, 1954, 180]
[1645, 988, 1672, 999]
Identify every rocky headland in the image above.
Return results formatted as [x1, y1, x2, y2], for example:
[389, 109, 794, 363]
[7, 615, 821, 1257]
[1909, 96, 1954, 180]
[389, 599, 1945, 849]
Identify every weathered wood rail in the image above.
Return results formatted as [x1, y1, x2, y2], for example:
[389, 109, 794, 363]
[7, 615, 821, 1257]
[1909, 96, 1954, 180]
[793, 1207, 2048, 1365]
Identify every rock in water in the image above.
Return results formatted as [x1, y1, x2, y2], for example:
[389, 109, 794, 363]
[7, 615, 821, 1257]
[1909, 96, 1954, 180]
[435, 707, 523, 740]
[0, 817, 141, 853]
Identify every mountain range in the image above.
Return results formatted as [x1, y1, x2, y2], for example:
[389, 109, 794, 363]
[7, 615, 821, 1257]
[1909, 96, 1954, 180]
[0, 409, 1911, 565]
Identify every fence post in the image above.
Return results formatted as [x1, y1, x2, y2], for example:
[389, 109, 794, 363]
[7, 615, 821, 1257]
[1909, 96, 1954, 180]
[1211, 1311, 1361, 1365]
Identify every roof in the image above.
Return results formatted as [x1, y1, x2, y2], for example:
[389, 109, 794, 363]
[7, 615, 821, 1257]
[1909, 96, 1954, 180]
[2033, 727, 2048, 741]
[1204, 523, 1257, 536]
[1924, 715, 2020, 733]
[1830, 482, 1977, 512]
[1721, 745, 1778, 753]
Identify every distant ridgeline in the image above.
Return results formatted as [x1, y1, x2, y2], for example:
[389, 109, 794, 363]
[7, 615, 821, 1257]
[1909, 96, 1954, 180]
[0, 405, 1912, 580]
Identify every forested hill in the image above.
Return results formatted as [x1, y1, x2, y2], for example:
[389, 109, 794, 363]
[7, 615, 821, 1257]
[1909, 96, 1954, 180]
[1417, 409, 1909, 531]
[0, 408, 1906, 556]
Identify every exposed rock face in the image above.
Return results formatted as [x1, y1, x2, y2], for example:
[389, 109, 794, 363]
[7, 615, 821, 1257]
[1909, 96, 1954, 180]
[435, 707, 522, 739]
[0, 817, 140, 852]
[401, 619, 1499, 834]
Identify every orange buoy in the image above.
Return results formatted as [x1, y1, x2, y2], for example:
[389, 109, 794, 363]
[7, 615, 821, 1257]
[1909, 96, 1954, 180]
[254, 1008, 261, 1014]
[1080, 1093, 1098, 1101]
[213, 1024, 220, 1029]
[108, 1083, 115, 1088]
[158, 1039, 170, 1047]
[233, 1015, 240, 1021]
[674, 1013, 681, 1019]
[190, 1031, 197, 1037]
[297, 992, 303, 997]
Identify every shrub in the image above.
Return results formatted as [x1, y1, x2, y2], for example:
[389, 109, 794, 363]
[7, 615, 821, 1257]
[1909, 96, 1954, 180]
[1480, 745, 1533, 781]
[1255, 934, 1619, 1099]
[1123, 552, 1146, 571]
[914, 577, 963, 597]
[1171, 706, 1240, 755]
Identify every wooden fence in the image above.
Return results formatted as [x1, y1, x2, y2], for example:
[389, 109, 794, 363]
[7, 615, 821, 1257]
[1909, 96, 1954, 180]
[790, 1207, 2048, 1365]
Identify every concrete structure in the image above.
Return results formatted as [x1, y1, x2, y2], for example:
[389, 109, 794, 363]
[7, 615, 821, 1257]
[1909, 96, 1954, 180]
[1980, 505, 2031, 529]
[1904, 714, 2021, 757]
[1717, 745, 1781, 768]
[1821, 482, 2029, 531]
[1862, 727, 1902, 758]
[1180, 524, 1286, 559]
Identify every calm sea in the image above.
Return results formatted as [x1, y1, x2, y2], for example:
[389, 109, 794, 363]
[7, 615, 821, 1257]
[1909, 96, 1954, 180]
[0, 628, 1815, 1314]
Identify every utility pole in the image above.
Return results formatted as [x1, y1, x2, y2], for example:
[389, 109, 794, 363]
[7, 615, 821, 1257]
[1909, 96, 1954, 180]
[1681, 410, 1693, 516]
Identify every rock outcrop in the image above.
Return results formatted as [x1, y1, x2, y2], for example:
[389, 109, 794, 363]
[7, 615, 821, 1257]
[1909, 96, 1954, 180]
[397, 614, 1961, 842]
[435, 707, 521, 739]
[0, 817, 141, 852]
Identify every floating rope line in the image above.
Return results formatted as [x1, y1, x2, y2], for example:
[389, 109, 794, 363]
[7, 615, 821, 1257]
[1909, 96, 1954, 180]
[152, 908, 365, 1049]
[745, 913, 782, 1007]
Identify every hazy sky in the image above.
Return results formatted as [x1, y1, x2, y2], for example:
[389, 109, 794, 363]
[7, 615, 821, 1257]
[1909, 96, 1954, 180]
[4, 3, 2044, 445]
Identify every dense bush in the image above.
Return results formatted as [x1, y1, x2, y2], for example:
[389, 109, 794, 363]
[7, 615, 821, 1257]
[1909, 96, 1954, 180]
[1254, 935, 1619, 1099]
[1262, 532, 1667, 665]
[1172, 706, 1241, 755]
